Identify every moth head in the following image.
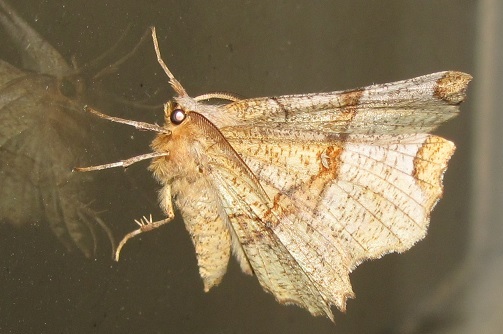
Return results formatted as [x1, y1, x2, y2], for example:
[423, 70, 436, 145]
[163, 101, 190, 129]
[164, 101, 187, 125]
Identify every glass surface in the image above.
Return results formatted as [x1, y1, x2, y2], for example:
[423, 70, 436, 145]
[0, 1, 480, 333]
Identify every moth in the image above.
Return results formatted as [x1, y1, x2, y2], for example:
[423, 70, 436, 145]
[77, 27, 471, 321]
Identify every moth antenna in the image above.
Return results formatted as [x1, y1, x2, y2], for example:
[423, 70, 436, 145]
[194, 92, 243, 102]
[151, 26, 188, 97]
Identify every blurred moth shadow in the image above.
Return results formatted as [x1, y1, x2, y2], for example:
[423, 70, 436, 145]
[0, 0, 152, 257]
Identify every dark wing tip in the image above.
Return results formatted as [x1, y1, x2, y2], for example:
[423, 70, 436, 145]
[434, 71, 473, 104]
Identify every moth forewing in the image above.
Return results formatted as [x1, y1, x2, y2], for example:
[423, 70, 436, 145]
[219, 71, 471, 135]
[77, 26, 471, 321]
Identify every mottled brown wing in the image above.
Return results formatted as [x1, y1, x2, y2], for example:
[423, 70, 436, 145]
[194, 71, 471, 135]
[205, 153, 336, 320]
[178, 71, 466, 319]
[208, 130, 454, 320]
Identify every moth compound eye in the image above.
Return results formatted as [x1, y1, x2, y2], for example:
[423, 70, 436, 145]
[170, 109, 186, 125]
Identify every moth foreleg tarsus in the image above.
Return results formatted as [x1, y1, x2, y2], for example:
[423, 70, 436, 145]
[114, 214, 174, 261]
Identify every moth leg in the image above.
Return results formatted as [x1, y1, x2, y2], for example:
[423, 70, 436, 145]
[74, 152, 169, 172]
[115, 214, 174, 261]
[81, 105, 169, 133]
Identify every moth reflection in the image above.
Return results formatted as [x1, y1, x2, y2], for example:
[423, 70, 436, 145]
[0, 0, 150, 257]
